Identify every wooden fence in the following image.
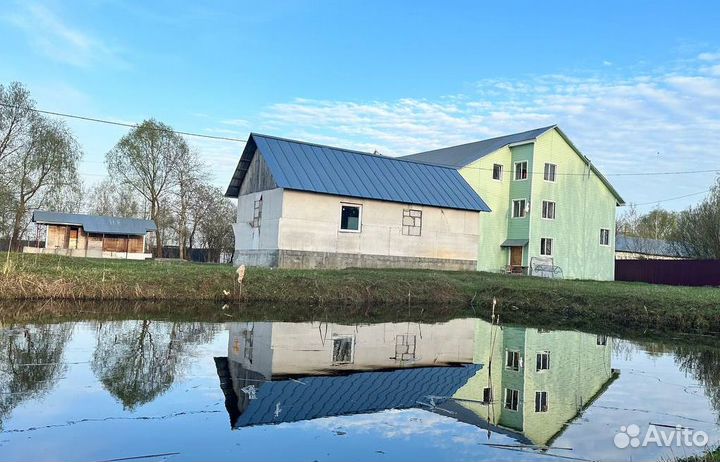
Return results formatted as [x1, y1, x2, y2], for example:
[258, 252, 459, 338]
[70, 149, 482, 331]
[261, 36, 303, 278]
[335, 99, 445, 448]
[615, 259, 720, 287]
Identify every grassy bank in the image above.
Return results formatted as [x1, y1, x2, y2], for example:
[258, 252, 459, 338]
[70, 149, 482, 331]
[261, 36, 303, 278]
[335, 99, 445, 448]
[2, 252, 720, 334]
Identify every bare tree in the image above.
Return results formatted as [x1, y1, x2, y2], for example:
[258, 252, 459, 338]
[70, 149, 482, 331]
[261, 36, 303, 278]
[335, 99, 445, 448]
[674, 178, 720, 259]
[106, 119, 189, 257]
[86, 178, 143, 218]
[199, 190, 236, 263]
[171, 149, 205, 260]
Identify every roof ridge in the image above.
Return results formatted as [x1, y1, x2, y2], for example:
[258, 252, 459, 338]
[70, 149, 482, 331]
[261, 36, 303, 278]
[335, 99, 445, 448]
[250, 132, 461, 172]
[414, 125, 557, 154]
[35, 211, 152, 222]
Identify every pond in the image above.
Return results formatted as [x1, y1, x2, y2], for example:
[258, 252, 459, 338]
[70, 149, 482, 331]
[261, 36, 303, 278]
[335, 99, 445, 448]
[0, 316, 718, 461]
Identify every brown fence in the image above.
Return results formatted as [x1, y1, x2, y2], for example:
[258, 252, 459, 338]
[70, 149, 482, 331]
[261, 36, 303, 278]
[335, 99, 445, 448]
[615, 259, 720, 287]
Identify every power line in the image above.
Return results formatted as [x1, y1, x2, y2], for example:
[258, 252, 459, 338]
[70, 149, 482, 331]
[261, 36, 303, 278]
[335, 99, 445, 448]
[0, 102, 248, 143]
[632, 189, 712, 206]
[4, 102, 720, 178]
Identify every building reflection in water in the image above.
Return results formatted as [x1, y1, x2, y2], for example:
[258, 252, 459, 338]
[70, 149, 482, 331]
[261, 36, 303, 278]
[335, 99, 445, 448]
[215, 319, 618, 446]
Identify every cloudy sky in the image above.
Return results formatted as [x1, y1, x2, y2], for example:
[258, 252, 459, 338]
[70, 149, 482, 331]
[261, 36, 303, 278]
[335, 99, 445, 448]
[1, 1, 719, 211]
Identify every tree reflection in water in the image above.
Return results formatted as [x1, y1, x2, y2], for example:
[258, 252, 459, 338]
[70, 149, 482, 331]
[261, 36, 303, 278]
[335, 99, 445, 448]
[674, 344, 720, 421]
[91, 321, 218, 410]
[0, 323, 74, 430]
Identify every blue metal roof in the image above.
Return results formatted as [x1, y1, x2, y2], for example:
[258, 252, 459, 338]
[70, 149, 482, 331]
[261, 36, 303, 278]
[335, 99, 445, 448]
[32, 211, 157, 236]
[223, 364, 482, 428]
[225, 134, 490, 212]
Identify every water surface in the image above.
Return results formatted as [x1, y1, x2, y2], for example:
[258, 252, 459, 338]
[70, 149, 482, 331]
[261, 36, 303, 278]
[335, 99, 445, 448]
[0, 316, 718, 461]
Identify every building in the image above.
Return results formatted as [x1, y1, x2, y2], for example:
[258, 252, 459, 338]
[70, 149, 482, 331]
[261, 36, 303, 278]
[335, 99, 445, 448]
[214, 319, 618, 445]
[615, 235, 690, 260]
[403, 126, 625, 280]
[225, 133, 490, 270]
[23, 211, 156, 260]
[452, 320, 618, 447]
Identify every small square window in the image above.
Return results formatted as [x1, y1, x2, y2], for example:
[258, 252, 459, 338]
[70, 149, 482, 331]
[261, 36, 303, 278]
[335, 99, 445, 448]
[512, 199, 527, 218]
[536, 351, 550, 371]
[600, 228, 610, 246]
[505, 350, 520, 371]
[544, 163, 557, 182]
[535, 391, 548, 412]
[482, 387, 493, 404]
[340, 204, 361, 232]
[542, 201, 556, 220]
[540, 238, 553, 256]
[333, 335, 355, 364]
[514, 161, 528, 180]
[504, 388, 519, 411]
[492, 164, 503, 181]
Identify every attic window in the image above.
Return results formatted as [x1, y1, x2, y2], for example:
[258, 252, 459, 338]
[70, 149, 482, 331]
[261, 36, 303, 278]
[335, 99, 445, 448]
[492, 164, 503, 181]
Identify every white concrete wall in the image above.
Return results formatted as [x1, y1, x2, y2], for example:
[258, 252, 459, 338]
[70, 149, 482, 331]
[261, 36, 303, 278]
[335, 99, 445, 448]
[233, 188, 283, 251]
[277, 190, 479, 260]
[226, 318, 477, 376]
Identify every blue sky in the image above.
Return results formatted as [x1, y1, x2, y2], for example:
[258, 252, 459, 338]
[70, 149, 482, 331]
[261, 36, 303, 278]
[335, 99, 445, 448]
[2, 0, 720, 211]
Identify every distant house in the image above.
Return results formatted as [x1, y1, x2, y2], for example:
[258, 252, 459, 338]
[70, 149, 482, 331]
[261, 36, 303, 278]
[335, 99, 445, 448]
[225, 133, 490, 270]
[24, 211, 157, 260]
[615, 235, 690, 260]
[402, 125, 625, 281]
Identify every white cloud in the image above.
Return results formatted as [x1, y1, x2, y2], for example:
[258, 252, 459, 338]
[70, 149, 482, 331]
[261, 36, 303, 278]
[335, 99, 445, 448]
[4, 3, 128, 68]
[248, 55, 720, 210]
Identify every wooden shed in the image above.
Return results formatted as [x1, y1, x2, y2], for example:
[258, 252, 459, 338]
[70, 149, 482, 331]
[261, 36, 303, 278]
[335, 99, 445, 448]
[23, 211, 157, 260]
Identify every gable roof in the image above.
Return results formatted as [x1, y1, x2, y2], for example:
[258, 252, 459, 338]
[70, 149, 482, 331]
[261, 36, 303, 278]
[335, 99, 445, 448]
[401, 125, 625, 205]
[215, 361, 482, 428]
[225, 133, 491, 212]
[616, 235, 689, 258]
[401, 126, 555, 168]
[32, 211, 157, 236]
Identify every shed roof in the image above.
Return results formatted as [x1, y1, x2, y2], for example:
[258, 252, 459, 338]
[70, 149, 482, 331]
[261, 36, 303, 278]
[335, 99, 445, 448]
[401, 125, 625, 205]
[32, 211, 157, 236]
[615, 235, 689, 258]
[225, 133, 491, 212]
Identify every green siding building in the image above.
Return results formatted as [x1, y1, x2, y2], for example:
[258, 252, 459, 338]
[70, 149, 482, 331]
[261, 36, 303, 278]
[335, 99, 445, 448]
[403, 126, 625, 281]
[453, 319, 618, 446]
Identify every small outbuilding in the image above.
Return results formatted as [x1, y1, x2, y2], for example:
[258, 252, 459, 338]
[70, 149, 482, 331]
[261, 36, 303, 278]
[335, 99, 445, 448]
[24, 211, 157, 260]
[225, 133, 491, 270]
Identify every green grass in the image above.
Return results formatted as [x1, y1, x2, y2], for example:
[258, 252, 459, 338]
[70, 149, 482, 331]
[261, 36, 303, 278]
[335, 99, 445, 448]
[1, 251, 720, 334]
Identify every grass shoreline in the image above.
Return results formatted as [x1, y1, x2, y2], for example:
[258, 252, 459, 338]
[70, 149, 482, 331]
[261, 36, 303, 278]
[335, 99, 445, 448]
[2, 252, 720, 335]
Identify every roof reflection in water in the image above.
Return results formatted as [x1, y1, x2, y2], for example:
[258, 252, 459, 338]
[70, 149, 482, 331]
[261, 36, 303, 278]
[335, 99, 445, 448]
[215, 318, 618, 448]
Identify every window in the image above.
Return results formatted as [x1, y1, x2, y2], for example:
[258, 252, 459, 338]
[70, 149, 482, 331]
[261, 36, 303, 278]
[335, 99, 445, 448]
[505, 350, 520, 371]
[597, 335, 608, 346]
[512, 199, 527, 218]
[542, 201, 556, 220]
[402, 209, 422, 236]
[243, 328, 254, 363]
[492, 164, 503, 180]
[535, 391, 548, 412]
[600, 228, 610, 246]
[333, 335, 355, 364]
[482, 387, 493, 404]
[540, 238, 553, 256]
[252, 197, 263, 228]
[340, 204, 361, 232]
[504, 389, 520, 411]
[544, 163, 557, 182]
[514, 161, 528, 180]
[536, 351, 550, 371]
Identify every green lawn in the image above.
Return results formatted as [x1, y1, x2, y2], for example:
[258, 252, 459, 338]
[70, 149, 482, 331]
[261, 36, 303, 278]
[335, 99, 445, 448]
[2, 251, 719, 334]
